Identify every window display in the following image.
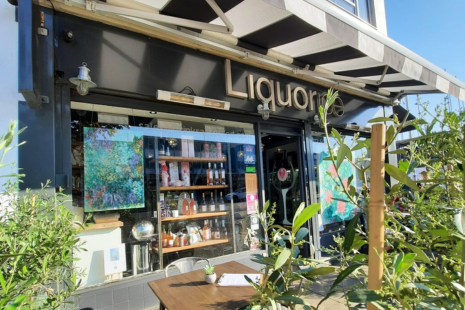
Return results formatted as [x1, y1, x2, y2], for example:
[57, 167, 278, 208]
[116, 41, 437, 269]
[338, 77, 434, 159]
[71, 105, 260, 287]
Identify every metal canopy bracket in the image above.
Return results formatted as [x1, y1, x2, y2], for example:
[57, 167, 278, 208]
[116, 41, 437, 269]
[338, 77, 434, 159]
[294, 68, 379, 86]
[85, 0, 233, 34]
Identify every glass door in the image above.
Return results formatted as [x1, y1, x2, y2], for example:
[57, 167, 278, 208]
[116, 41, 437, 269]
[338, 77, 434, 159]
[260, 132, 310, 257]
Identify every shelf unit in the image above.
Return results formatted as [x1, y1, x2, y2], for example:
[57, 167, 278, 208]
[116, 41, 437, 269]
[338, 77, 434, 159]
[155, 239, 229, 253]
[161, 211, 229, 222]
[153, 138, 235, 269]
[158, 185, 227, 191]
[159, 156, 226, 163]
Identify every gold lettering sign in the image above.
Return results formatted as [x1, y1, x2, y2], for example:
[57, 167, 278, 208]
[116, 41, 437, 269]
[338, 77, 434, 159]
[224, 59, 344, 117]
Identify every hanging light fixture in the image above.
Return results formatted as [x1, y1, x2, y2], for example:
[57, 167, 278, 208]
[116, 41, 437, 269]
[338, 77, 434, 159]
[257, 101, 272, 120]
[69, 62, 97, 96]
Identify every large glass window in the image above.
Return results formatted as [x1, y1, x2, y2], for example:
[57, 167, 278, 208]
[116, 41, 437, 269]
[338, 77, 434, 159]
[328, 0, 375, 25]
[311, 133, 366, 254]
[71, 103, 260, 288]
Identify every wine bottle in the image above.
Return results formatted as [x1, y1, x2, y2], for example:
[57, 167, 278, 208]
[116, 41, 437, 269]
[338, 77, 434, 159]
[167, 224, 174, 247]
[189, 193, 197, 215]
[213, 163, 219, 185]
[219, 163, 226, 185]
[218, 192, 226, 211]
[213, 219, 221, 239]
[182, 193, 190, 215]
[207, 163, 213, 186]
[209, 192, 216, 212]
[221, 219, 228, 239]
[158, 137, 165, 156]
[202, 219, 211, 241]
[200, 192, 208, 213]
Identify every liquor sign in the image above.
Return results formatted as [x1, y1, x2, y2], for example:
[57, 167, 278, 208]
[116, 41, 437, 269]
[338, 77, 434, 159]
[225, 59, 344, 117]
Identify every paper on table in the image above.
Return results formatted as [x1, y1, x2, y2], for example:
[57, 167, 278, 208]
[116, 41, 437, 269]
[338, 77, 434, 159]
[217, 273, 261, 286]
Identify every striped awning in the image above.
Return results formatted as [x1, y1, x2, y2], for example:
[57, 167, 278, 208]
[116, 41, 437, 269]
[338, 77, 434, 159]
[45, 0, 465, 103]
[157, 0, 465, 101]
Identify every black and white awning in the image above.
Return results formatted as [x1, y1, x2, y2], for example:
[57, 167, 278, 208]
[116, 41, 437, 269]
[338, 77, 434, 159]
[47, 0, 465, 103]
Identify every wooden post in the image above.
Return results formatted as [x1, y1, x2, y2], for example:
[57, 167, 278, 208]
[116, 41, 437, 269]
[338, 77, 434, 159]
[367, 124, 386, 310]
[461, 125, 465, 310]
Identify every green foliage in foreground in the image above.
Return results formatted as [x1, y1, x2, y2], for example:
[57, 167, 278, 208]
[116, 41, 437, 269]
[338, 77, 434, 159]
[320, 90, 465, 309]
[245, 201, 333, 310]
[0, 121, 85, 309]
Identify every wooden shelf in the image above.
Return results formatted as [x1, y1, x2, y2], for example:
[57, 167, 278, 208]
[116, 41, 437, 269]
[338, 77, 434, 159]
[79, 221, 124, 231]
[158, 185, 228, 191]
[161, 211, 229, 222]
[156, 239, 229, 253]
[72, 165, 83, 169]
[158, 156, 226, 163]
[72, 142, 83, 146]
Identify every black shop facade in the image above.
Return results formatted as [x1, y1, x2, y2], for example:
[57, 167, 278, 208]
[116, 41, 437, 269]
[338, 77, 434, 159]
[18, 6, 387, 308]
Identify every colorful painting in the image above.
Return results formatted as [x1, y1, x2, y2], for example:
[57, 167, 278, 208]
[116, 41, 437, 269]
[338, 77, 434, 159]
[84, 127, 144, 212]
[318, 151, 358, 225]
[110, 248, 120, 262]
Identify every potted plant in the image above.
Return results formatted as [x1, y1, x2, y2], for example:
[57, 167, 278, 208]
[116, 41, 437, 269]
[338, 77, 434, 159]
[204, 265, 216, 284]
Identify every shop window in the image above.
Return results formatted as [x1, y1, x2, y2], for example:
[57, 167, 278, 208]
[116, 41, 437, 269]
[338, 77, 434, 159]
[327, 0, 375, 25]
[70, 105, 260, 288]
[311, 133, 367, 254]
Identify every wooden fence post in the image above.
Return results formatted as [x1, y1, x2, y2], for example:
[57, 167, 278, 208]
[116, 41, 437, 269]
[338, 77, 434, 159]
[367, 124, 386, 310]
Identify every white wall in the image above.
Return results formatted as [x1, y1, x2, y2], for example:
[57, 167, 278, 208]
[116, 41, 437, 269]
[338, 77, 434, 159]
[373, 0, 388, 35]
[0, 2, 19, 183]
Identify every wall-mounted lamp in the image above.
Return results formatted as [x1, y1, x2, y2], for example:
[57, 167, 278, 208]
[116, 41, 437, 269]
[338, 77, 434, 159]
[69, 62, 97, 96]
[257, 101, 272, 120]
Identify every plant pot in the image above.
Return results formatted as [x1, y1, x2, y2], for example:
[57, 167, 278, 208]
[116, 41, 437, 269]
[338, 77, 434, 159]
[205, 272, 217, 284]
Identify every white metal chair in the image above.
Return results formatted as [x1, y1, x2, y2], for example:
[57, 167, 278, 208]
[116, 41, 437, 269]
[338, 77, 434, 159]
[164, 256, 211, 278]
[160, 257, 211, 310]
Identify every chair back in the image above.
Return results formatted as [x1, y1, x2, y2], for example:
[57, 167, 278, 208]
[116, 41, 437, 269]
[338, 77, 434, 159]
[164, 257, 211, 278]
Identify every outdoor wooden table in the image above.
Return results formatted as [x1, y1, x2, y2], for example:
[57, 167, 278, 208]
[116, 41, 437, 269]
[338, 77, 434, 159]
[148, 261, 259, 310]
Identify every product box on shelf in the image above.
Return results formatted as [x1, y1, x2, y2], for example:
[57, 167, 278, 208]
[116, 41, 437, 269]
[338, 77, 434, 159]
[188, 139, 195, 157]
[169, 162, 179, 184]
[181, 139, 189, 157]
[180, 162, 190, 186]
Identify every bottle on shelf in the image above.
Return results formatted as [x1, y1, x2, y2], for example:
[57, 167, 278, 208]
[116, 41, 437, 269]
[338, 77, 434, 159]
[204, 141, 209, 158]
[213, 219, 221, 239]
[167, 224, 174, 247]
[162, 225, 168, 248]
[189, 193, 197, 215]
[182, 193, 190, 215]
[219, 163, 226, 185]
[182, 170, 190, 186]
[200, 192, 208, 213]
[202, 219, 211, 241]
[216, 142, 222, 159]
[158, 137, 165, 156]
[221, 219, 228, 239]
[218, 192, 226, 211]
[209, 192, 216, 212]
[165, 139, 171, 156]
[207, 163, 213, 186]
[213, 163, 219, 185]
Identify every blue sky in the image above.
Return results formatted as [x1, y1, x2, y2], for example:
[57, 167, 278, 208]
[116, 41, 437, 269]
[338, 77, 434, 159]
[385, 0, 465, 111]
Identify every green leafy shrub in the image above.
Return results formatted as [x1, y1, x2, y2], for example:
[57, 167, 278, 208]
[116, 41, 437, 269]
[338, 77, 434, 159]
[0, 121, 85, 309]
[246, 201, 334, 310]
[319, 90, 465, 309]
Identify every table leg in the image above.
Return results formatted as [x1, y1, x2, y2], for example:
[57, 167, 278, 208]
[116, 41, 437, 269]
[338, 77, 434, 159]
[159, 302, 166, 310]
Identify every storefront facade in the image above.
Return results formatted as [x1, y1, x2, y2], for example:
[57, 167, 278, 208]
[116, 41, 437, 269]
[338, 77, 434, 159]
[13, 1, 465, 309]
